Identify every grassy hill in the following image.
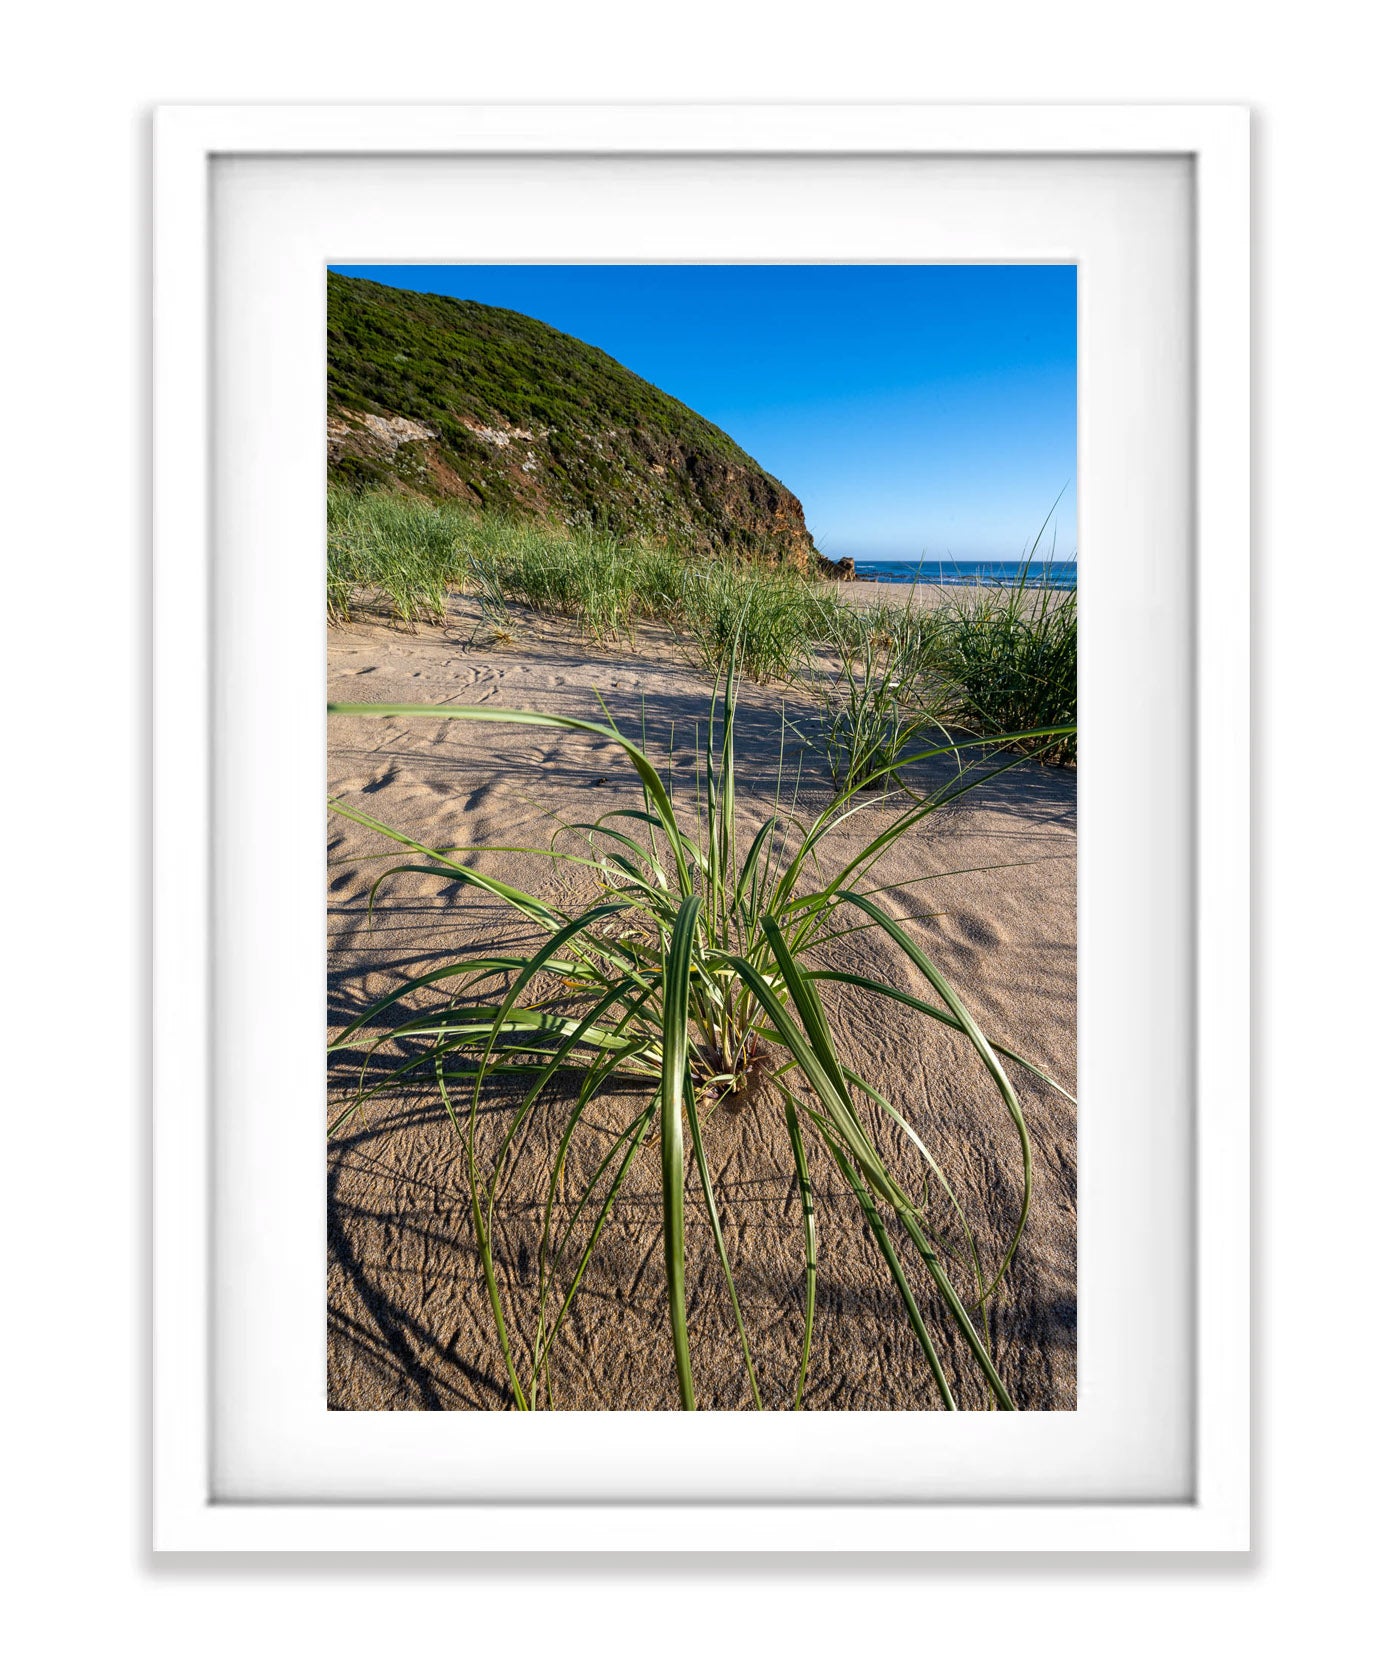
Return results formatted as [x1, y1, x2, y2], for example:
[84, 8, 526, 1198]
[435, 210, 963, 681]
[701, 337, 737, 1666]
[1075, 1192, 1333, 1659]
[327, 272, 821, 566]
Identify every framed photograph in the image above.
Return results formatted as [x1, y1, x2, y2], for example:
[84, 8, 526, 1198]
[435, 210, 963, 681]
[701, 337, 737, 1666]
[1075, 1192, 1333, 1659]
[153, 103, 1249, 1551]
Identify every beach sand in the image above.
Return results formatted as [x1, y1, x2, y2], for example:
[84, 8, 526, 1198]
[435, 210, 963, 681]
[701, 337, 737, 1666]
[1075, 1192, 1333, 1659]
[327, 595, 1077, 1410]
[842, 577, 1075, 613]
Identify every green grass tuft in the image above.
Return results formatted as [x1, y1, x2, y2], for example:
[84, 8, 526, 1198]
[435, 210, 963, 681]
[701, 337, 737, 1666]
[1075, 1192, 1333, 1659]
[328, 666, 1074, 1410]
[939, 571, 1077, 765]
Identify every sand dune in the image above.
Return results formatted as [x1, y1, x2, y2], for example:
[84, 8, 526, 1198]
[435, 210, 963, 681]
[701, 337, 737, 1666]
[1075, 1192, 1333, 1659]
[327, 601, 1077, 1410]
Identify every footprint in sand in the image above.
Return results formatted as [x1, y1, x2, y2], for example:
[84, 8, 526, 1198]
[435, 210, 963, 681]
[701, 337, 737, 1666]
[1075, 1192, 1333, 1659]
[937, 909, 1006, 967]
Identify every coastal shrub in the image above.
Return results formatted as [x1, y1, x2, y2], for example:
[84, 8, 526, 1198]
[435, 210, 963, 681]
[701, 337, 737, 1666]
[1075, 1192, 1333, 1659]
[328, 668, 1074, 1411]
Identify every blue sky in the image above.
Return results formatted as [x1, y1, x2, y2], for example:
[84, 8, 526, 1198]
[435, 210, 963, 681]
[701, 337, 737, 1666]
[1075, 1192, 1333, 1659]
[331, 264, 1076, 566]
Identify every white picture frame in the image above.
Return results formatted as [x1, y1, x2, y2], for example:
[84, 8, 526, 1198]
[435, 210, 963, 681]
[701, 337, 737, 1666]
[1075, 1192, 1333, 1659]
[153, 103, 1250, 1553]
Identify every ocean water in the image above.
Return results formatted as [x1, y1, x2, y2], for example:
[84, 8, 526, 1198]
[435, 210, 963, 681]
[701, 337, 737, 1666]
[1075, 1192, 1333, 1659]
[853, 558, 1078, 589]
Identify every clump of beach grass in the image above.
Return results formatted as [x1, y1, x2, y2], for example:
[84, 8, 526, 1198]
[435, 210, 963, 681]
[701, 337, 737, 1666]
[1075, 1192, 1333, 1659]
[680, 564, 831, 685]
[327, 489, 470, 626]
[328, 489, 836, 680]
[938, 569, 1077, 765]
[328, 659, 1074, 1411]
[804, 595, 957, 801]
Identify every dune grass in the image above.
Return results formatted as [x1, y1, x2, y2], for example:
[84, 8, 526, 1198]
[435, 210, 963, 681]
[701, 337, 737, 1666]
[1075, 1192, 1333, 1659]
[939, 571, 1078, 766]
[329, 664, 1074, 1410]
[327, 491, 465, 625]
[327, 490, 1077, 758]
[803, 596, 958, 800]
[328, 489, 827, 681]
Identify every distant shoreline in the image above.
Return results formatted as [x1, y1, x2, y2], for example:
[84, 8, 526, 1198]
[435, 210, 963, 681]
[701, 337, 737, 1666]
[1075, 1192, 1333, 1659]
[852, 560, 1077, 588]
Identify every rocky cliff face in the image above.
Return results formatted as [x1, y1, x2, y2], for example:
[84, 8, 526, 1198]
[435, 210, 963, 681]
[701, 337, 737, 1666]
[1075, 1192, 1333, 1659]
[327, 273, 823, 567]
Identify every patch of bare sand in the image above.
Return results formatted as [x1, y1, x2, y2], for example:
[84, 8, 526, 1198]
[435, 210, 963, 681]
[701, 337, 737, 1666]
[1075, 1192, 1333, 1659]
[840, 577, 1074, 613]
[327, 602, 1076, 1410]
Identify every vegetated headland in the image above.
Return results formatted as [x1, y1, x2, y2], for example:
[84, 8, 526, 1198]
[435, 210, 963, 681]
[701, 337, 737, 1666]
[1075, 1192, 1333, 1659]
[326, 275, 1078, 1412]
[329, 271, 821, 568]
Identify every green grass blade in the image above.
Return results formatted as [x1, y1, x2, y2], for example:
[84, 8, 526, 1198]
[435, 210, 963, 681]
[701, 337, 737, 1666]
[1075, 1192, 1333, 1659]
[891, 1203, 1017, 1410]
[660, 893, 702, 1408]
[836, 888, 1034, 1296]
[841, 1062, 991, 1345]
[802, 968, 1076, 1104]
[435, 1058, 528, 1410]
[783, 1095, 817, 1411]
[757, 915, 847, 1092]
[727, 952, 904, 1211]
[811, 1111, 955, 1411]
[686, 1081, 763, 1409]
[329, 798, 565, 929]
[540, 1100, 658, 1367]
[329, 703, 695, 895]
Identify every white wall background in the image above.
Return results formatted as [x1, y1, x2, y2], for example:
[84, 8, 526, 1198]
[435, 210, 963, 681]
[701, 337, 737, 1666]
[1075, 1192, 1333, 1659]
[2, 3, 1392, 1672]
